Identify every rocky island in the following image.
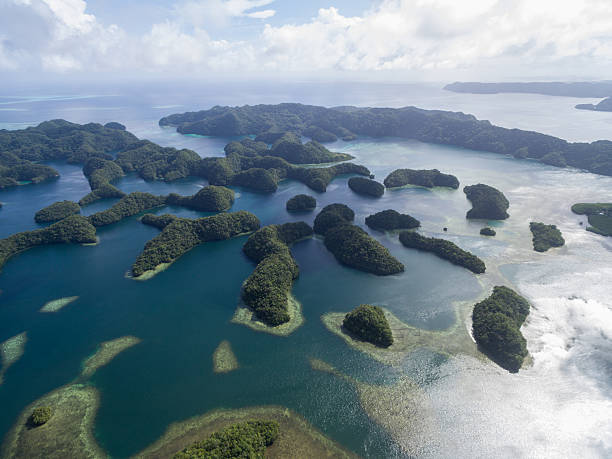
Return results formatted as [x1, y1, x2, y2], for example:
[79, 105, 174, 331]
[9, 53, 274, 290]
[166, 185, 234, 212]
[347, 177, 385, 197]
[529, 222, 565, 252]
[472, 286, 531, 373]
[384, 168, 459, 189]
[365, 209, 420, 231]
[463, 184, 510, 220]
[286, 194, 316, 212]
[342, 304, 393, 347]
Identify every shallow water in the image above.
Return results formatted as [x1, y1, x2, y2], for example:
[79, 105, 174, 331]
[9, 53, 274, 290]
[0, 83, 611, 458]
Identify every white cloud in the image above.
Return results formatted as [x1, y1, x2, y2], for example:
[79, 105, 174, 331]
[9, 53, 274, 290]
[1, 0, 612, 78]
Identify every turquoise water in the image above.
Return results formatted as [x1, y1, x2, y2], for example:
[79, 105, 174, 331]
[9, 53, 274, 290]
[1, 83, 611, 457]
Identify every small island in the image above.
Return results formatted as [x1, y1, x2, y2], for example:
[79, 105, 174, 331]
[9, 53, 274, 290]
[29, 407, 53, 427]
[472, 286, 530, 373]
[399, 231, 485, 274]
[175, 420, 279, 459]
[463, 184, 510, 220]
[480, 227, 496, 236]
[383, 168, 459, 189]
[571, 203, 612, 236]
[313, 203, 355, 236]
[34, 201, 80, 223]
[286, 194, 316, 212]
[131, 211, 260, 279]
[575, 97, 612, 112]
[0, 215, 97, 272]
[167, 185, 234, 212]
[347, 177, 384, 197]
[241, 222, 313, 326]
[529, 222, 565, 252]
[342, 304, 393, 347]
[365, 209, 420, 231]
[88, 192, 167, 227]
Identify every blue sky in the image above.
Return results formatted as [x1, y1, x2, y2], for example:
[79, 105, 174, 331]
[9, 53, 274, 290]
[1, 0, 612, 81]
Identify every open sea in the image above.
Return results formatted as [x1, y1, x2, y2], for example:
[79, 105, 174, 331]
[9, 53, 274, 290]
[0, 81, 611, 457]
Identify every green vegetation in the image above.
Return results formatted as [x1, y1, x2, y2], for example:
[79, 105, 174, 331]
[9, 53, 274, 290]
[160, 103, 612, 177]
[343, 304, 393, 347]
[472, 286, 530, 373]
[463, 184, 510, 220]
[0, 215, 96, 271]
[174, 420, 279, 459]
[571, 203, 612, 236]
[347, 177, 384, 197]
[88, 192, 167, 227]
[132, 211, 260, 278]
[242, 222, 313, 325]
[140, 213, 178, 229]
[268, 132, 353, 164]
[365, 209, 420, 231]
[325, 225, 404, 275]
[529, 222, 565, 252]
[383, 168, 459, 189]
[287, 162, 370, 192]
[34, 201, 80, 223]
[480, 227, 496, 236]
[399, 231, 485, 274]
[167, 185, 234, 212]
[79, 157, 126, 206]
[286, 194, 316, 212]
[232, 168, 280, 193]
[313, 203, 355, 236]
[104, 122, 126, 130]
[29, 406, 53, 427]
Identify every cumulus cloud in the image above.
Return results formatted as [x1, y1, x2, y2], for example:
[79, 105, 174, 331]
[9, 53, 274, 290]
[1, 0, 612, 78]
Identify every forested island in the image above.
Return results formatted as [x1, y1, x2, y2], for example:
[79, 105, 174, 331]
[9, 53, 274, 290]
[160, 103, 612, 177]
[571, 203, 612, 236]
[399, 231, 485, 273]
[383, 168, 459, 189]
[529, 222, 565, 252]
[480, 227, 496, 236]
[0, 215, 97, 271]
[342, 304, 393, 347]
[347, 177, 384, 197]
[365, 209, 420, 231]
[88, 192, 167, 227]
[464, 184, 510, 220]
[34, 201, 80, 223]
[131, 211, 260, 278]
[313, 204, 404, 275]
[166, 185, 234, 212]
[286, 194, 316, 212]
[174, 420, 279, 459]
[575, 97, 612, 112]
[241, 222, 313, 326]
[445, 81, 612, 97]
[472, 286, 531, 373]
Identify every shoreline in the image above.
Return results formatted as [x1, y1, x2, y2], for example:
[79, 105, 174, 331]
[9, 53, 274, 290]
[231, 293, 304, 337]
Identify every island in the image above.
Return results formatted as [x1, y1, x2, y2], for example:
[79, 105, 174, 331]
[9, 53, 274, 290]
[480, 227, 496, 236]
[529, 222, 565, 252]
[365, 209, 420, 231]
[166, 185, 234, 212]
[265, 132, 353, 164]
[0, 215, 97, 271]
[347, 177, 384, 197]
[131, 211, 260, 279]
[241, 222, 313, 326]
[34, 201, 80, 223]
[472, 286, 531, 373]
[463, 184, 509, 220]
[575, 97, 612, 112]
[175, 420, 279, 459]
[88, 192, 167, 227]
[313, 203, 355, 236]
[286, 194, 316, 212]
[160, 103, 612, 178]
[399, 231, 486, 274]
[29, 407, 53, 427]
[383, 168, 459, 189]
[444, 81, 612, 97]
[342, 304, 393, 348]
[571, 203, 612, 236]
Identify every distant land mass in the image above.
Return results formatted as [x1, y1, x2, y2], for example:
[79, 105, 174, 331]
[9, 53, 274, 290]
[444, 81, 612, 97]
[575, 97, 612, 112]
[161, 103, 612, 177]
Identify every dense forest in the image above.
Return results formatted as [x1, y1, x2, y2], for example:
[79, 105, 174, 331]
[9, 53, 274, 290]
[529, 222, 565, 252]
[383, 168, 459, 189]
[166, 185, 234, 212]
[160, 103, 612, 177]
[241, 222, 313, 325]
[343, 304, 394, 347]
[365, 209, 420, 231]
[463, 184, 510, 220]
[399, 231, 486, 273]
[347, 177, 385, 197]
[472, 286, 531, 373]
[571, 203, 612, 236]
[34, 200, 80, 223]
[286, 194, 316, 212]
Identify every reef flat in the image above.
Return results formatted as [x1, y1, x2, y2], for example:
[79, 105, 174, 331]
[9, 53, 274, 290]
[0, 332, 27, 385]
[232, 294, 304, 337]
[212, 340, 239, 373]
[40, 296, 79, 313]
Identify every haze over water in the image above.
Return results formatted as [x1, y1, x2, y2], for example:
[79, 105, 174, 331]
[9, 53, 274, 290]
[0, 81, 611, 457]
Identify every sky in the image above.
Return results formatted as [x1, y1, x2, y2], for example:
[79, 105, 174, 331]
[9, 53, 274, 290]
[1, 0, 612, 82]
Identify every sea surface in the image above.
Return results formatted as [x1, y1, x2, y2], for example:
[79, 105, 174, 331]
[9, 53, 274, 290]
[0, 81, 611, 458]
